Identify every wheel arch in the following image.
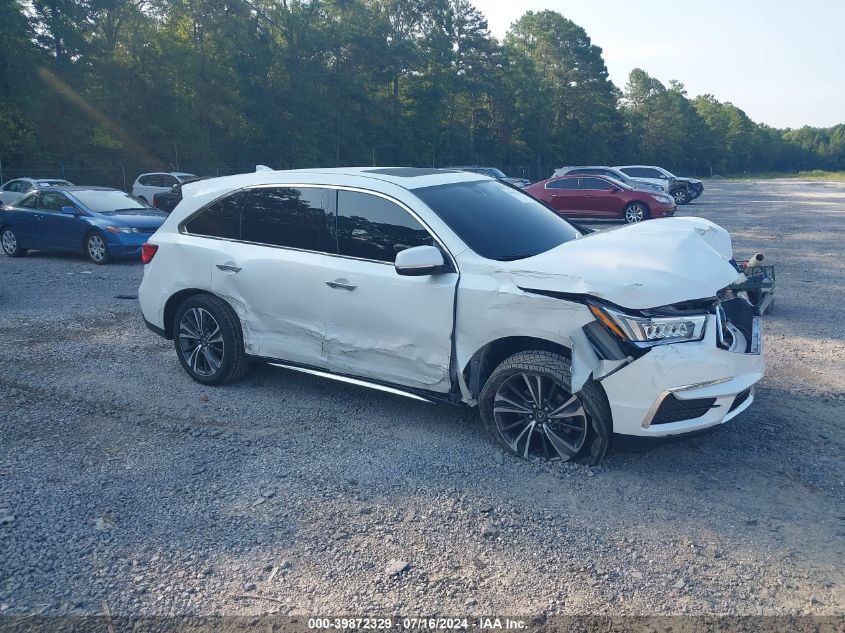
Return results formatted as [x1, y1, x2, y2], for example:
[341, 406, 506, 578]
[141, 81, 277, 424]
[462, 336, 572, 401]
[162, 288, 219, 340]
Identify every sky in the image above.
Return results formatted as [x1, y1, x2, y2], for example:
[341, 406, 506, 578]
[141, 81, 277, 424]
[470, 0, 845, 129]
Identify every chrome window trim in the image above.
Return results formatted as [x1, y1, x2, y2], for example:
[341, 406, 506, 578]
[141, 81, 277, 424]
[178, 183, 459, 274]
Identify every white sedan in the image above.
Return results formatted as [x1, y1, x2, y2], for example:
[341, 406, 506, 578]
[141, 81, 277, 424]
[0, 178, 74, 205]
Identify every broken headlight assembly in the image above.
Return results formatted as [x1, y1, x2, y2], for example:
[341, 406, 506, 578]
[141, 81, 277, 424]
[588, 302, 707, 347]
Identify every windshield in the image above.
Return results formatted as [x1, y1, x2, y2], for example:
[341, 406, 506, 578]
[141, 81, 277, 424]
[37, 180, 72, 187]
[413, 180, 581, 261]
[71, 190, 153, 213]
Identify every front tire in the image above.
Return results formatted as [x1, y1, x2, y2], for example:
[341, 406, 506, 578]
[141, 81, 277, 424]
[479, 351, 611, 464]
[623, 202, 648, 223]
[672, 188, 690, 205]
[85, 231, 112, 264]
[1, 228, 26, 257]
[173, 294, 250, 385]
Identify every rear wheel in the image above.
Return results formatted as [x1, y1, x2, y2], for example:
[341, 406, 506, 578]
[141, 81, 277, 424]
[623, 202, 648, 223]
[479, 350, 611, 464]
[85, 231, 112, 264]
[173, 294, 250, 385]
[1, 228, 26, 257]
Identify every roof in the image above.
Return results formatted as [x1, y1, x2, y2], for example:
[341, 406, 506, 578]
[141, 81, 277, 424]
[241, 167, 489, 190]
[37, 185, 119, 192]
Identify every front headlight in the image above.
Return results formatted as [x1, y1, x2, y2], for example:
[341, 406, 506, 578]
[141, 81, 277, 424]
[106, 226, 140, 234]
[588, 302, 707, 346]
[652, 194, 672, 204]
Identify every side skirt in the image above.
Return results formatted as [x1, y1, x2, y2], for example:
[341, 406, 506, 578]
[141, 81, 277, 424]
[247, 355, 463, 407]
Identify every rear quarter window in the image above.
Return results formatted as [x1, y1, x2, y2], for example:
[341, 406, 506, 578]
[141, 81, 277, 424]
[183, 191, 247, 239]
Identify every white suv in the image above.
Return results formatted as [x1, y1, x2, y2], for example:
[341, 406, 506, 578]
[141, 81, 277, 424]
[132, 172, 196, 203]
[138, 168, 764, 463]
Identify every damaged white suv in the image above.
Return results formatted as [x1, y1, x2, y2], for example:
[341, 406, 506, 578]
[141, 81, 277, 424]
[138, 167, 764, 463]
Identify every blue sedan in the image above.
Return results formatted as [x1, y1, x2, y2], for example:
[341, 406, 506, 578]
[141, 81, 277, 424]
[0, 186, 166, 264]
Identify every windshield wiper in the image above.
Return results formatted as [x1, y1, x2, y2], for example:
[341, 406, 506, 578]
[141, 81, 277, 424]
[111, 207, 151, 212]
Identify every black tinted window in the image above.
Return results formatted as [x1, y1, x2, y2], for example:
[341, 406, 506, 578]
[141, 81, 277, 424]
[620, 167, 643, 177]
[242, 187, 329, 251]
[184, 191, 246, 239]
[414, 180, 580, 261]
[547, 178, 578, 190]
[579, 177, 609, 190]
[337, 190, 432, 262]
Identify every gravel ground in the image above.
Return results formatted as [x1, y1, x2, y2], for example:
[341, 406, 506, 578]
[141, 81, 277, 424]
[0, 179, 843, 618]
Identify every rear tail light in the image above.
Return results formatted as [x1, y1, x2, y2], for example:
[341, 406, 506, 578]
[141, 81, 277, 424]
[141, 243, 158, 264]
[152, 195, 159, 207]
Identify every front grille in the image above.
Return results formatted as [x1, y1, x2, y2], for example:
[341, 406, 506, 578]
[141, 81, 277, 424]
[729, 388, 752, 413]
[652, 394, 717, 425]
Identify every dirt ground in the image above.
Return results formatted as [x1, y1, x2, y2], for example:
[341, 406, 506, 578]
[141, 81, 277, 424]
[0, 178, 842, 618]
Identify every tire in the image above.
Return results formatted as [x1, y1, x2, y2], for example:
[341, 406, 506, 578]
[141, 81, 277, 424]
[479, 350, 611, 464]
[672, 188, 689, 205]
[623, 202, 649, 224]
[84, 231, 112, 264]
[172, 294, 250, 385]
[1, 227, 27, 257]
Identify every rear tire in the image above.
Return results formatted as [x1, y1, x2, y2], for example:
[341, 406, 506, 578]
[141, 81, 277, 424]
[173, 294, 250, 385]
[479, 350, 611, 464]
[623, 202, 649, 223]
[1, 228, 26, 257]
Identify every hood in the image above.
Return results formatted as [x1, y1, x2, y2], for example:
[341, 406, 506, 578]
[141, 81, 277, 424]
[509, 217, 740, 310]
[676, 177, 701, 185]
[503, 176, 530, 187]
[101, 209, 167, 228]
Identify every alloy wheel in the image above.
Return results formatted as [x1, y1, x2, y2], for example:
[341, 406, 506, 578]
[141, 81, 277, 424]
[178, 307, 225, 377]
[2, 230, 16, 255]
[673, 189, 688, 205]
[87, 234, 107, 262]
[624, 204, 645, 223]
[492, 372, 588, 461]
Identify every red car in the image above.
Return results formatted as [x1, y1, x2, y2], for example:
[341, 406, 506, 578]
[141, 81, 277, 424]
[525, 175, 676, 223]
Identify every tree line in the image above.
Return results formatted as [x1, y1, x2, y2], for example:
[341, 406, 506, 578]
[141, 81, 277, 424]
[1, 0, 843, 187]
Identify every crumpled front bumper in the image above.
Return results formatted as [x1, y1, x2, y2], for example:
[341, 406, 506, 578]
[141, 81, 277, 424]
[599, 314, 764, 437]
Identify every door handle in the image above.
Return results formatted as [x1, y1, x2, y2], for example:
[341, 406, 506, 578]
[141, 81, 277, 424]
[216, 263, 241, 273]
[325, 279, 356, 291]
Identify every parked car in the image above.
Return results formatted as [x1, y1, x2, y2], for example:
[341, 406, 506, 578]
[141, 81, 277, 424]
[614, 165, 704, 205]
[449, 166, 531, 188]
[132, 172, 197, 203]
[138, 167, 763, 464]
[525, 174, 676, 223]
[152, 177, 207, 213]
[0, 178, 74, 205]
[1, 186, 166, 264]
[552, 166, 664, 193]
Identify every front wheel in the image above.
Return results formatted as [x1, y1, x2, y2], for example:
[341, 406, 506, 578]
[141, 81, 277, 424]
[173, 294, 250, 385]
[1, 228, 27, 257]
[672, 188, 689, 205]
[623, 203, 648, 223]
[85, 231, 112, 264]
[479, 350, 611, 463]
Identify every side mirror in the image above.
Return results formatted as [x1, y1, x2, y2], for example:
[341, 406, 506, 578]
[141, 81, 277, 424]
[395, 245, 445, 276]
[61, 205, 78, 215]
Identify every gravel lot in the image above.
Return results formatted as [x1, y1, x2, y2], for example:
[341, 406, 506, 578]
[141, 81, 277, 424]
[0, 179, 843, 618]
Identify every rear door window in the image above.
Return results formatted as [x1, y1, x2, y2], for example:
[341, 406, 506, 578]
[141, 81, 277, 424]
[18, 193, 39, 209]
[336, 190, 433, 263]
[183, 190, 247, 239]
[241, 187, 331, 252]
